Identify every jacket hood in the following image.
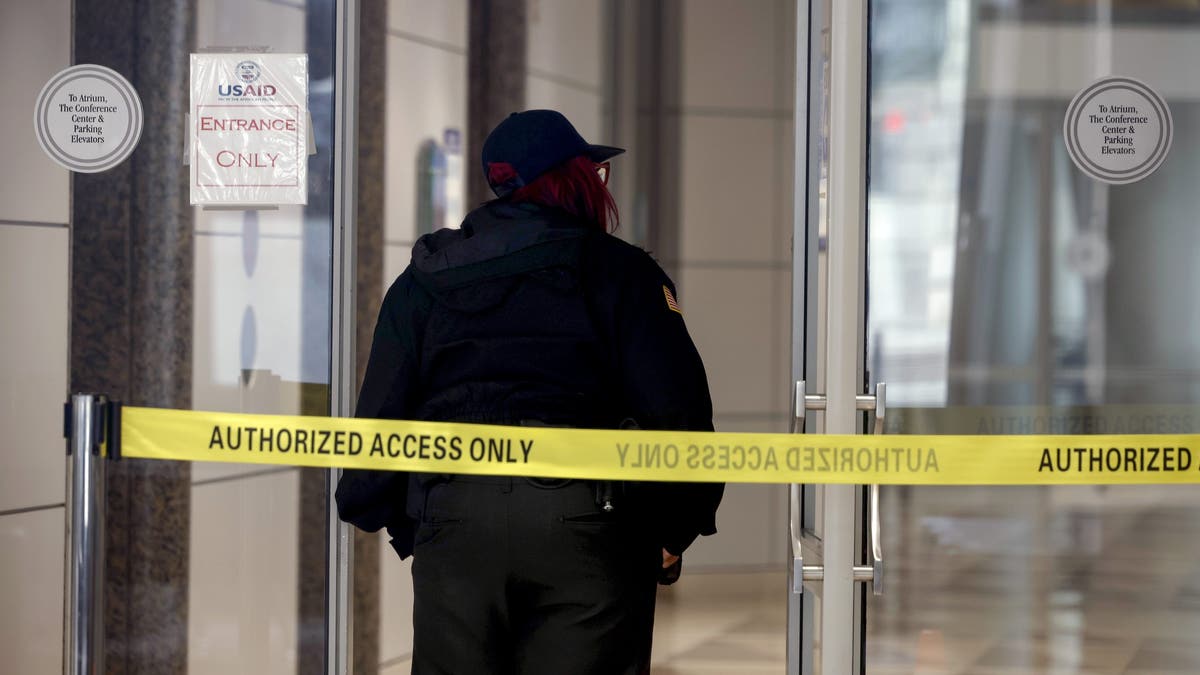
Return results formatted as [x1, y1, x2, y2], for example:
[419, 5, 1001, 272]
[409, 202, 590, 312]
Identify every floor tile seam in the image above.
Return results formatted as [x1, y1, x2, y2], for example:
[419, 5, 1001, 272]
[1109, 637, 1150, 675]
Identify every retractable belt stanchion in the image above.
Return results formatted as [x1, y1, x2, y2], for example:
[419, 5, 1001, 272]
[63, 393, 116, 675]
[56, 398, 1200, 673]
[115, 405, 1200, 485]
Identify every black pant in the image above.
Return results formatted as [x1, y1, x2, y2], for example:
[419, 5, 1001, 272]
[410, 477, 660, 675]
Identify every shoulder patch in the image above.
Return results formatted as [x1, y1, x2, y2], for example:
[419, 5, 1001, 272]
[663, 285, 682, 315]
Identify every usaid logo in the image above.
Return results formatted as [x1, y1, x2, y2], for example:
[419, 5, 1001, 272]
[236, 61, 261, 83]
[217, 83, 278, 97]
[218, 61, 275, 97]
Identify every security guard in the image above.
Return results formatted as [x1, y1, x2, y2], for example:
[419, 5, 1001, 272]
[336, 109, 722, 674]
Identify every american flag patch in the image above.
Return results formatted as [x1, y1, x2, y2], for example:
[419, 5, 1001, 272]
[663, 285, 682, 315]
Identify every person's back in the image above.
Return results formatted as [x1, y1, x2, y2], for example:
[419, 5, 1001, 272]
[337, 109, 721, 674]
[407, 201, 617, 428]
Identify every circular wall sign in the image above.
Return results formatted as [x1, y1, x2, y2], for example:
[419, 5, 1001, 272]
[1064, 76, 1172, 185]
[33, 64, 143, 173]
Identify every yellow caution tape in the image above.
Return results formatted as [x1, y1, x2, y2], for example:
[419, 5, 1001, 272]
[120, 405, 1200, 485]
[887, 404, 1200, 435]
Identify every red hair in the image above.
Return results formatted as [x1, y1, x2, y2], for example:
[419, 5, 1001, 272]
[505, 155, 619, 232]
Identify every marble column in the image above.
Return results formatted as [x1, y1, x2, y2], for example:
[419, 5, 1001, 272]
[71, 1, 194, 674]
[468, 0, 528, 207]
[352, 0, 387, 672]
[298, 1, 339, 673]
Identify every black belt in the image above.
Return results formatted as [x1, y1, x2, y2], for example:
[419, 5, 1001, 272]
[443, 475, 615, 511]
[444, 474, 574, 488]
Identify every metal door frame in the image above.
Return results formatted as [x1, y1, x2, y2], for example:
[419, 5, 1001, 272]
[328, 0, 359, 673]
[789, 0, 870, 672]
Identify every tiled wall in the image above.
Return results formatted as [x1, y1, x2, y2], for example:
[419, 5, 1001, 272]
[381, 0, 468, 287]
[188, 470, 301, 675]
[0, 1, 71, 673]
[526, 0, 607, 141]
[670, 0, 796, 569]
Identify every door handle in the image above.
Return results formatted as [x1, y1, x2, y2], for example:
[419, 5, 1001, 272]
[790, 381, 825, 593]
[850, 484, 883, 593]
[789, 381, 885, 596]
[856, 382, 884, 596]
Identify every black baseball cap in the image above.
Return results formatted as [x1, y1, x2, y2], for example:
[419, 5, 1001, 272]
[481, 109, 625, 197]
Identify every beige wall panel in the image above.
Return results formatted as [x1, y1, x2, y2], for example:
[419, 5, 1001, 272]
[681, 0, 777, 110]
[679, 116, 781, 264]
[0, 0, 70, 225]
[193, 233, 304, 404]
[195, 205, 307, 238]
[189, 368, 309, 483]
[974, 25, 1200, 100]
[384, 36, 468, 244]
[772, 118, 796, 259]
[193, 233, 305, 481]
[526, 78, 603, 142]
[527, 0, 604, 89]
[380, 660, 412, 675]
[677, 268, 777, 415]
[378, 539, 415, 666]
[770, 268, 791, 416]
[189, 470, 300, 675]
[775, 0, 798, 112]
[684, 481, 786, 569]
[0, 508, 64, 675]
[195, 0, 305, 52]
[0, 225, 67, 512]
[383, 243, 414, 296]
[388, 0, 468, 48]
[192, 461, 279, 486]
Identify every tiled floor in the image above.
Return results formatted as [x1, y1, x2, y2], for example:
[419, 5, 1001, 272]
[650, 571, 787, 674]
[381, 485, 1200, 674]
[651, 485, 1200, 674]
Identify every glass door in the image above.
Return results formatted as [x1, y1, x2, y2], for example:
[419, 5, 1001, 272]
[189, 1, 350, 672]
[795, 0, 1200, 674]
[864, 2, 1200, 674]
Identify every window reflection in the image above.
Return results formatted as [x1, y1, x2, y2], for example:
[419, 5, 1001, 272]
[868, 0, 1200, 411]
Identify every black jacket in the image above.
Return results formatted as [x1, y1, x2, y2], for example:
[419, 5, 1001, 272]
[335, 201, 722, 558]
